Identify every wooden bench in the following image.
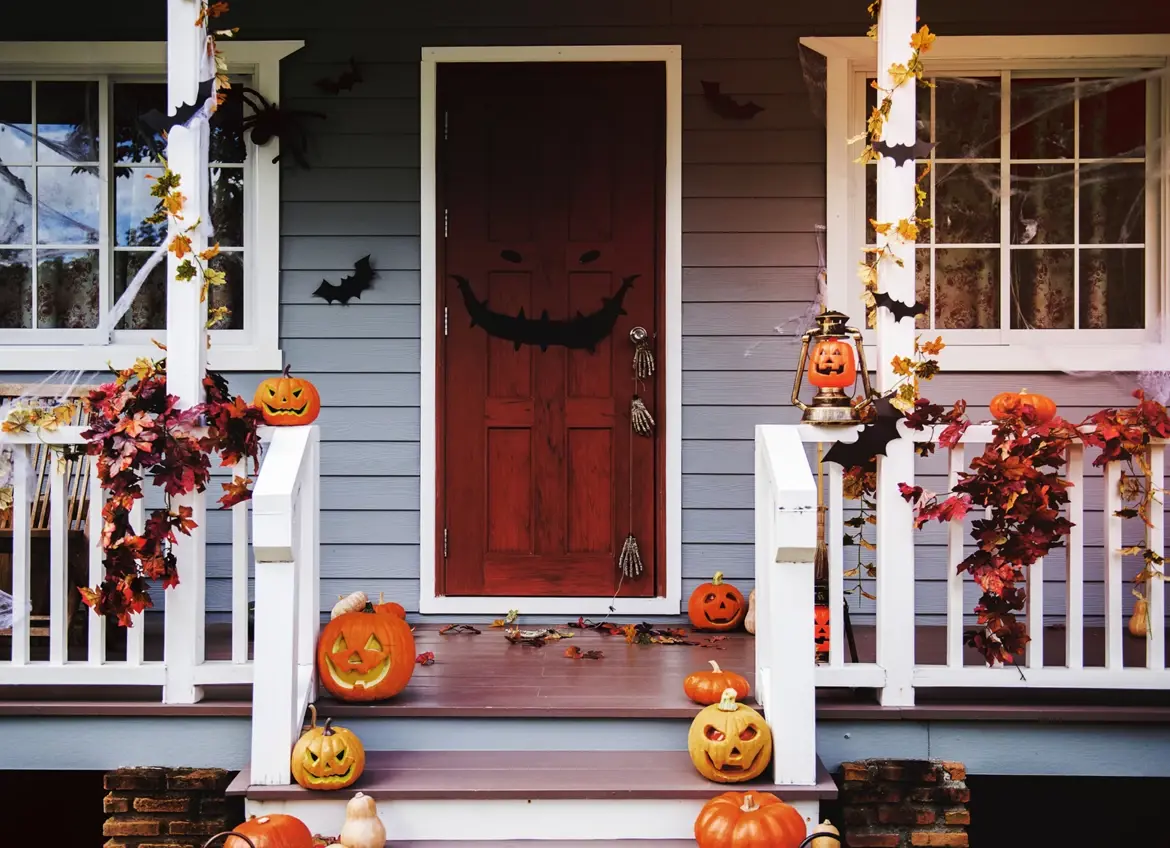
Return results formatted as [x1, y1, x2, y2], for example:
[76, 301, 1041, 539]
[0, 383, 98, 640]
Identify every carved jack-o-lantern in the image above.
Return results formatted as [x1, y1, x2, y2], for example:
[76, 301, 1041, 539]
[688, 688, 773, 783]
[814, 605, 831, 658]
[688, 572, 746, 632]
[316, 606, 415, 702]
[809, 339, 857, 389]
[290, 705, 366, 791]
[253, 365, 322, 426]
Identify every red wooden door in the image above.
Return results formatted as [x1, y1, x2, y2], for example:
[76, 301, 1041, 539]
[439, 62, 664, 598]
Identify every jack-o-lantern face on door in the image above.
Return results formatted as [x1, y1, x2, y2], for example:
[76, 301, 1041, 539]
[808, 339, 857, 389]
[688, 688, 773, 783]
[316, 607, 415, 702]
[688, 571, 746, 632]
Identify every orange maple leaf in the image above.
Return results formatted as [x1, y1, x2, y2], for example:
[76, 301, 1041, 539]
[169, 235, 193, 259]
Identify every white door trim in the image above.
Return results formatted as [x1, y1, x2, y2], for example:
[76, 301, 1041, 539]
[418, 44, 683, 616]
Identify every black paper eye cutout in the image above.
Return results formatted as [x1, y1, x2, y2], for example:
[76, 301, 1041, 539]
[500, 250, 523, 264]
[579, 250, 601, 264]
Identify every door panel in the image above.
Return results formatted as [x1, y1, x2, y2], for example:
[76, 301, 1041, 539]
[439, 62, 664, 598]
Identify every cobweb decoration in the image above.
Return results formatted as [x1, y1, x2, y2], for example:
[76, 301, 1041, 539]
[798, 44, 827, 128]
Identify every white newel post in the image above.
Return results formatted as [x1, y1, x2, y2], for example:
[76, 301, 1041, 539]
[873, 0, 918, 707]
[755, 426, 818, 786]
[162, 0, 209, 705]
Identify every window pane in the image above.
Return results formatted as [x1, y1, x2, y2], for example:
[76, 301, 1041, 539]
[0, 167, 32, 245]
[914, 249, 930, 330]
[36, 249, 98, 328]
[116, 166, 166, 246]
[36, 81, 99, 165]
[1080, 79, 1146, 159]
[1011, 165, 1074, 245]
[113, 82, 165, 165]
[936, 248, 1000, 329]
[0, 249, 32, 328]
[1011, 78, 1074, 159]
[209, 252, 244, 329]
[113, 251, 167, 330]
[936, 164, 999, 244]
[211, 168, 244, 246]
[1080, 249, 1143, 330]
[1079, 163, 1144, 244]
[1010, 249, 1073, 329]
[935, 77, 1001, 159]
[210, 87, 246, 163]
[37, 166, 100, 244]
[0, 82, 33, 165]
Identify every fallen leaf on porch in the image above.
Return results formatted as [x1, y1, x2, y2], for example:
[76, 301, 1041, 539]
[312, 836, 339, 848]
[491, 609, 521, 627]
[564, 646, 604, 660]
[504, 627, 573, 647]
[439, 623, 482, 635]
[692, 636, 729, 650]
[416, 651, 435, 666]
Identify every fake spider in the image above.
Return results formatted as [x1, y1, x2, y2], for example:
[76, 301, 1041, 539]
[235, 87, 324, 169]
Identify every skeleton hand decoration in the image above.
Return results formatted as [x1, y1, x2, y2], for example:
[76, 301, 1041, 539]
[630, 326, 655, 379]
[631, 396, 655, 437]
[619, 533, 644, 577]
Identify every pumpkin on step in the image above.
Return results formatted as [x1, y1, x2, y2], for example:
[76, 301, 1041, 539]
[688, 572, 747, 632]
[317, 603, 415, 702]
[223, 815, 314, 848]
[253, 365, 321, 426]
[290, 704, 365, 791]
[688, 688, 772, 783]
[694, 791, 806, 848]
[684, 660, 750, 706]
[339, 792, 386, 848]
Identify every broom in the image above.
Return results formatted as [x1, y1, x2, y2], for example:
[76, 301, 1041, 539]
[815, 442, 829, 584]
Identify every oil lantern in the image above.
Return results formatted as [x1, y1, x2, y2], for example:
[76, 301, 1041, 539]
[791, 310, 874, 424]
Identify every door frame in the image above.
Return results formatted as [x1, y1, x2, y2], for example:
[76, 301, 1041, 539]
[418, 44, 683, 615]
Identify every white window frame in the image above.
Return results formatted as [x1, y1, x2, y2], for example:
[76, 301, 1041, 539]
[802, 34, 1170, 372]
[0, 41, 303, 372]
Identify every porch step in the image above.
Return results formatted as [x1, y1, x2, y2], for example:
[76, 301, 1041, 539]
[229, 750, 836, 841]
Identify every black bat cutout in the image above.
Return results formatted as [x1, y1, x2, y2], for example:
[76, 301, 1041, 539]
[700, 81, 765, 121]
[312, 255, 377, 305]
[823, 396, 904, 471]
[453, 274, 635, 352]
[314, 58, 363, 95]
[873, 291, 927, 323]
[140, 78, 215, 134]
[871, 139, 936, 167]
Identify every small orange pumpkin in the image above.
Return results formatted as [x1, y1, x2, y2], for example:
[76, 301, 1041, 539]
[688, 572, 747, 632]
[316, 604, 415, 702]
[808, 338, 857, 390]
[989, 388, 1056, 424]
[253, 364, 321, 426]
[223, 815, 314, 848]
[684, 660, 751, 706]
[694, 792, 806, 848]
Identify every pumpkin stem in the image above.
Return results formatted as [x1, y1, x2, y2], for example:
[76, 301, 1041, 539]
[739, 794, 759, 813]
[322, 717, 335, 736]
[717, 687, 739, 711]
[708, 660, 722, 673]
[712, 571, 724, 586]
[305, 703, 318, 730]
[282, 363, 292, 377]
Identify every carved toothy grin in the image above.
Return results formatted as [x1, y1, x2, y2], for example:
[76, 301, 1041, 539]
[705, 750, 760, 774]
[264, 402, 310, 417]
[814, 364, 846, 375]
[301, 764, 355, 786]
[324, 656, 391, 690]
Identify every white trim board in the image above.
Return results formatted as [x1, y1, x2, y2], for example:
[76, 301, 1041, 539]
[417, 44, 683, 616]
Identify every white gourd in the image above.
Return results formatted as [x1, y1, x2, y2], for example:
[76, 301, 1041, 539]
[744, 589, 757, 635]
[331, 591, 368, 620]
[810, 818, 840, 847]
[339, 791, 386, 848]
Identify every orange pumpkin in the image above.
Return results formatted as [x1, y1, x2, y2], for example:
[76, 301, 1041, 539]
[688, 572, 747, 632]
[808, 338, 857, 390]
[375, 601, 406, 619]
[814, 606, 831, 658]
[694, 792, 807, 848]
[223, 815, 314, 848]
[317, 605, 415, 702]
[989, 388, 1056, 424]
[253, 365, 321, 426]
[684, 660, 751, 706]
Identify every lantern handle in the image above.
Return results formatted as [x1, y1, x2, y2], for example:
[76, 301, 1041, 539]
[848, 326, 876, 414]
[790, 328, 816, 413]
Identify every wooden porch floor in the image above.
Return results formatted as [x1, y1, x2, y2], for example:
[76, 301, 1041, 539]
[2, 621, 1169, 719]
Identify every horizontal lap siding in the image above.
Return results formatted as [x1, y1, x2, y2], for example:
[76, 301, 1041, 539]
[7, 0, 1169, 620]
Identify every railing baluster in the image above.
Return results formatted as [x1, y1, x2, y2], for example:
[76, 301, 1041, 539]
[48, 454, 68, 664]
[1146, 444, 1165, 671]
[827, 459, 845, 667]
[126, 499, 146, 665]
[1103, 460, 1124, 670]
[87, 456, 105, 664]
[232, 459, 250, 665]
[11, 447, 32, 666]
[1065, 443, 1084, 670]
[946, 445, 965, 668]
[1026, 557, 1044, 669]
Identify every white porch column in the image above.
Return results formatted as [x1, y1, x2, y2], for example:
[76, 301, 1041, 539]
[163, 0, 209, 704]
[873, 0, 918, 707]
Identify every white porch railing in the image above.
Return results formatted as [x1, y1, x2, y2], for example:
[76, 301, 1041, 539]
[0, 425, 321, 742]
[757, 424, 1169, 713]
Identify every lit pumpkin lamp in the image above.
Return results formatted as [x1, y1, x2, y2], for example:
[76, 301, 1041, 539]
[791, 310, 874, 425]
